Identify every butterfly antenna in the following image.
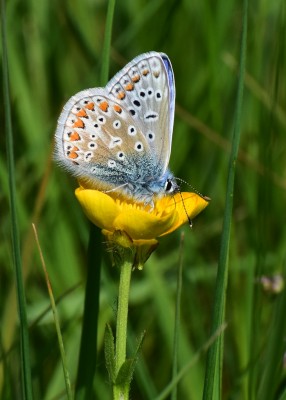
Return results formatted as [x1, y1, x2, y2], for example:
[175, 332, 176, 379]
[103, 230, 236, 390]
[178, 190, 193, 228]
[171, 188, 193, 229]
[175, 177, 205, 199]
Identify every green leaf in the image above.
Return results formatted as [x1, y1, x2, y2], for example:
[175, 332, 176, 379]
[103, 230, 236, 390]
[133, 330, 146, 360]
[115, 331, 145, 386]
[115, 359, 135, 386]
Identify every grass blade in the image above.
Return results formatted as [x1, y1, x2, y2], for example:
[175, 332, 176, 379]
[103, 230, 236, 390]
[75, 224, 102, 400]
[202, 0, 248, 398]
[100, 0, 116, 85]
[1, 0, 33, 398]
[171, 233, 184, 400]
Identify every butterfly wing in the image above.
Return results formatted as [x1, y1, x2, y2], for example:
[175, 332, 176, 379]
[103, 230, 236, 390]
[55, 88, 152, 193]
[55, 52, 175, 202]
[106, 52, 175, 172]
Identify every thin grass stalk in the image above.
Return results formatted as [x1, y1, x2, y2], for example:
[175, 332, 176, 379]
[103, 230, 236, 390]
[75, 1, 116, 398]
[1, 0, 33, 398]
[171, 233, 184, 400]
[32, 224, 72, 399]
[100, 0, 116, 85]
[202, 0, 248, 398]
[257, 270, 286, 399]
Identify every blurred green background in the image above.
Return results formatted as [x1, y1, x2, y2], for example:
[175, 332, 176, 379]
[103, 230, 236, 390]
[1, 0, 286, 399]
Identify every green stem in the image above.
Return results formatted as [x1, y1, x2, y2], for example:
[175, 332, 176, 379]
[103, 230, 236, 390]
[113, 259, 133, 400]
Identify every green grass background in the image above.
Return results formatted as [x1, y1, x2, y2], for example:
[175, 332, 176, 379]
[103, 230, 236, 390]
[1, 0, 286, 399]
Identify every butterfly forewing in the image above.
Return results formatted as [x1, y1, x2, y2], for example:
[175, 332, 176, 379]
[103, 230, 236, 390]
[106, 52, 175, 171]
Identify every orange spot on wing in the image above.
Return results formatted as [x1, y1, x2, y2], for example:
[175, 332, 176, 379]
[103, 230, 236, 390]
[125, 83, 134, 91]
[85, 102, 94, 110]
[69, 132, 81, 141]
[68, 152, 78, 159]
[117, 91, 126, 100]
[142, 69, 150, 76]
[132, 75, 140, 83]
[99, 101, 109, 112]
[73, 119, 85, 129]
[113, 104, 122, 114]
[76, 109, 87, 117]
[68, 146, 79, 159]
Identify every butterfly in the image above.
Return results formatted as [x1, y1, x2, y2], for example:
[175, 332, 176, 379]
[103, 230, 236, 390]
[55, 52, 179, 205]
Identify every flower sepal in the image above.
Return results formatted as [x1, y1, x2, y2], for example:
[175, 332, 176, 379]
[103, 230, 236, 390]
[103, 229, 158, 270]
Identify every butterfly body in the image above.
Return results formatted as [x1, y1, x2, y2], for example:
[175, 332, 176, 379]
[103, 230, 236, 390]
[55, 52, 178, 205]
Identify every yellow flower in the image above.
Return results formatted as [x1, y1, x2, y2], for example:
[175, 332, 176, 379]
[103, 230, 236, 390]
[75, 187, 209, 268]
[75, 187, 209, 239]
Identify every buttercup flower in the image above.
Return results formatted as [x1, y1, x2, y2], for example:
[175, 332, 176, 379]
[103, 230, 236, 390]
[75, 185, 209, 267]
[75, 186, 209, 239]
[75, 182, 209, 234]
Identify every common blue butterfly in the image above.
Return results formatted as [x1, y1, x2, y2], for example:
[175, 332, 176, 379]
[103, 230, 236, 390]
[55, 52, 178, 205]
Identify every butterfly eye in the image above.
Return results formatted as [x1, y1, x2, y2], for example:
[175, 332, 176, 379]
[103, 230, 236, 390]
[164, 179, 174, 193]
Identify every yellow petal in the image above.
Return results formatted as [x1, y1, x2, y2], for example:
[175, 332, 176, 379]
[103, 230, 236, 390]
[113, 204, 177, 239]
[158, 192, 210, 236]
[75, 187, 120, 231]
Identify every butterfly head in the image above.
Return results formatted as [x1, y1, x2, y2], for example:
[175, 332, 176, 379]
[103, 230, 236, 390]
[124, 168, 179, 205]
